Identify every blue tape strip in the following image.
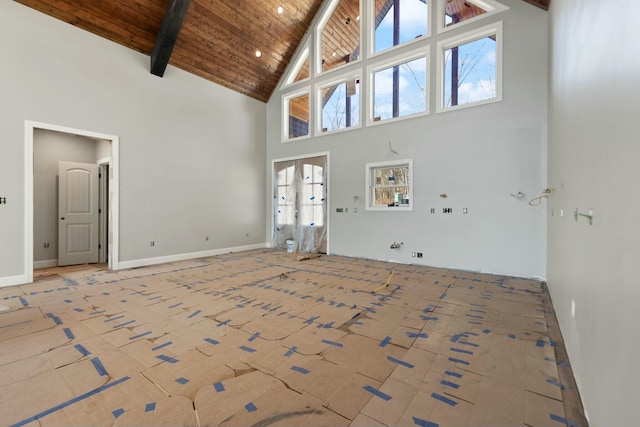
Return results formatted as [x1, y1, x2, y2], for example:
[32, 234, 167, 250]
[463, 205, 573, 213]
[412, 417, 439, 427]
[482, 329, 491, 334]
[175, 377, 189, 385]
[9, 376, 131, 426]
[379, 336, 392, 347]
[363, 385, 392, 401]
[152, 341, 172, 351]
[245, 402, 257, 412]
[74, 344, 91, 357]
[217, 319, 231, 327]
[214, 382, 225, 392]
[440, 380, 460, 389]
[387, 356, 415, 368]
[550, 413, 579, 427]
[450, 347, 474, 356]
[129, 331, 152, 340]
[204, 338, 220, 345]
[239, 345, 256, 353]
[73, 308, 84, 313]
[90, 357, 108, 377]
[468, 321, 482, 325]
[321, 339, 343, 348]
[406, 332, 428, 339]
[46, 313, 62, 325]
[545, 357, 570, 368]
[458, 340, 479, 347]
[168, 302, 183, 309]
[112, 408, 125, 419]
[104, 315, 125, 323]
[546, 378, 570, 390]
[431, 393, 458, 406]
[113, 320, 136, 329]
[20, 297, 29, 306]
[248, 332, 260, 342]
[145, 402, 156, 412]
[291, 366, 310, 374]
[187, 310, 201, 319]
[156, 355, 179, 364]
[536, 339, 546, 348]
[508, 334, 516, 339]
[305, 316, 320, 324]
[450, 334, 464, 343]
[444, 370, 463, 378]
[285, 346, 297, 357]
[448, 357, 470, 365]
[64, 328, 75, 340]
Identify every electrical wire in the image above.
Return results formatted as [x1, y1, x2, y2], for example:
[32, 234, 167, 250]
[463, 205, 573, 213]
[528, 188, 552, 206]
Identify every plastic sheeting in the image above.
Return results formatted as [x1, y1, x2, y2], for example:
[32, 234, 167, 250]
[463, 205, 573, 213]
[274, 156, 327, 253]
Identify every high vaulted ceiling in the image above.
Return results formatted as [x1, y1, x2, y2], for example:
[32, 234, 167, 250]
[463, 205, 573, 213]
[14, 0, 549, 103]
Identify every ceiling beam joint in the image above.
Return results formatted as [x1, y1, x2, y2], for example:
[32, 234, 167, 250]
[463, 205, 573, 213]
[150, 0, 192, 77]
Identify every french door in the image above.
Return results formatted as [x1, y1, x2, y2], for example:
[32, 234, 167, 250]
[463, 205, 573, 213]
[274, 155, 327, 253]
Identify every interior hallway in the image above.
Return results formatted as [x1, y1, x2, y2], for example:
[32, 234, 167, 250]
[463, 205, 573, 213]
[0, 250, 585, 426]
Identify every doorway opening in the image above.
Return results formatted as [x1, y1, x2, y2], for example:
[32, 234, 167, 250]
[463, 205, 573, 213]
[273, 153, 329, 254]
[25, 121, 120, 283]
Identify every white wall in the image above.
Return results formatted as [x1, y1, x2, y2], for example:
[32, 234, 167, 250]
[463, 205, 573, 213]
[0, 2, 266, 284]
[33, 130, 100, 263]
[266, 0, 548, 278]
[547, 0, 640, 424]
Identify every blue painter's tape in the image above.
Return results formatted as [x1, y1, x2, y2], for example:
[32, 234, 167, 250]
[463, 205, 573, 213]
[363, 385, 392, 401]
[458, 340, 479, 348]
[113, 320, 136, 329]
[450, 334, 464, 343]
[217, 319, 231, 327]
[204, 338, 220, 345]
[285, 346, 297, 357]
[431, 393, 458, 407]
[156, 355, 179, 364]
[239, 345, 256, 353]
[321, 339, 343, 348]
[450, 347, 474, 356]
[508, 334, 516, 339]
[129, 331, 152, 340]
[550, 413, 579, 427]
[145, 402, 156, 412]
[152, 341, 172, 351]
[379, 336, 392, 347]
[148, 296, 161, 301]
[10, 376, 131, 427]
[248, 332, 260, 342]
[482, 329, 491, 334]
[448, 357, 470, 365]
[305, 316, 320, 324]
[468, 321, 482, 325]
[546, 378, 570, 390]
[168, 302, 183, 309]
[46, 313, 62, 325]
[440, 380, 460, 389]
[444, 370, 463, 379]
[187, 310, 201, 319]
[73, 308, 84, 313]
[105, 315, 125, 323]
[90, 357, 108, 376]
[536, 339, 546, 348]
[387, 356, 415, 368]
[214, 382, 225, 392]
[64, 328, 75, 340]
[420, 316, 439, 321]
[245, 402, 257, 412]
[63, 299, 72, 304]
[175, 377, 189, 385]
[291, 366, 310, 374]
[413, 416, 439, 427]
[545, 357, 570, 368]
[323, 322, 335, 329]
[406, 332, 428, 339]
[74, 344, 91, 357]
[112, 408, 125, 419]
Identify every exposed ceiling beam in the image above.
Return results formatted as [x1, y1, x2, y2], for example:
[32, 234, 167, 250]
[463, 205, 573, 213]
[150, 0, 192, 77]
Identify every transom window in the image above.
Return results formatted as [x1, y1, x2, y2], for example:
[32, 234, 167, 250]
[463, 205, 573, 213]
[374, 0, 429, 54]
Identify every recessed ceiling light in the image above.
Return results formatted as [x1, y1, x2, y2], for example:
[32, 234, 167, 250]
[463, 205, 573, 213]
[255, 50, 262, 58]
[356, 15, 360, 21]
[277, 5, 284, 14]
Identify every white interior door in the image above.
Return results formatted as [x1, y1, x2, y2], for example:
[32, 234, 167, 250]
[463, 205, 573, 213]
[58, 161, 99, 266]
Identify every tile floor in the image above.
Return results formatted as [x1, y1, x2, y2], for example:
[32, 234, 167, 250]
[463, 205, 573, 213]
[0, 249, 586, 426]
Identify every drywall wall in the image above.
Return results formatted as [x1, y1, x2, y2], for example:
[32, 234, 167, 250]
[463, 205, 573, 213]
[33, 130, 99, 264]
[266, 0, 548, 278]
[547, 0, 640, 424]
[0, 2, 266, 285]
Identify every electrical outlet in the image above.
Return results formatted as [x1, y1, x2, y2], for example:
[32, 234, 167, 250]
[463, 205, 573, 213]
[44, 242, 50, 249]
[411, 252, 416, 257]
[463, 208, 468, 214]
[430, 208, 435, 214]
[443, 208, 452, 214]
[336, 208, 344, 213]
[417, 252, 423, 258]
[0, 197, 6, 204]
[150, 241, 155, 247]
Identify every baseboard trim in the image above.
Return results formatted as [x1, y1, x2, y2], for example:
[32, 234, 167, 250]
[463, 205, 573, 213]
[34, 259, 58, 269]
[0, 274, 30, 288]
[117, 243, 268, 270]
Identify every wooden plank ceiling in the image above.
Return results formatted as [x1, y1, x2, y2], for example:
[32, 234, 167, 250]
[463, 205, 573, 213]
[14, 0, 549, 103]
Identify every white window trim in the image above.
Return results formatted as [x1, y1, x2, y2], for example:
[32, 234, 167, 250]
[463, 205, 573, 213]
[366, 46, 430, 127]
[368, 0, 432, 59]
[365, 158, 414, 211]
[283, 45, 310, 87]
[315, 69, 363, 137]
[436, 21, 503, 114]
[315, 0, 363, 76]
[282, 87, 311, 143]
[436, 0, 509, 35]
